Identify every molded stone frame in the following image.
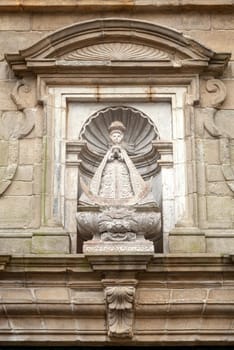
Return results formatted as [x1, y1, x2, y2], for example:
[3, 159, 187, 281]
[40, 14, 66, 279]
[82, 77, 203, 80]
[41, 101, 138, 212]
[43, 84, 188, 253]
[5, 19, 230, 253]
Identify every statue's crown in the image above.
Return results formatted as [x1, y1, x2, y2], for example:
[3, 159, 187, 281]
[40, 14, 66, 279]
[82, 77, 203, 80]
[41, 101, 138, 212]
[108, 121, 126, 134]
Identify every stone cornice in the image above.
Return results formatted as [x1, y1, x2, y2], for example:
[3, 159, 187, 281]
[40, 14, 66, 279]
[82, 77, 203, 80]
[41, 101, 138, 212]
[0, 1, 233, 12]
[0, 253, 233, 346]
[1, 253, 233, 274]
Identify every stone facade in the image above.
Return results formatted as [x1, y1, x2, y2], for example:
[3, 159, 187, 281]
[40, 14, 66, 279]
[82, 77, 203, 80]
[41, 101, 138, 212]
[0, 1, 234, 346]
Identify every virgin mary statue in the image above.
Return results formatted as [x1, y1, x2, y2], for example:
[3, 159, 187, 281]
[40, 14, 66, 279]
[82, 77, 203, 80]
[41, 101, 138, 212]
[79, 121, 157, 207]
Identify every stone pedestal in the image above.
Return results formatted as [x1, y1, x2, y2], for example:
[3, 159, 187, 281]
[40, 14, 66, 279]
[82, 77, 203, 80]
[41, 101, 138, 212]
[83, 240, 154, 254]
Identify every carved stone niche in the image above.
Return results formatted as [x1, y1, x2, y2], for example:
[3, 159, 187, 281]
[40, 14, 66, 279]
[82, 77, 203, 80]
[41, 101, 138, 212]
[76, 106, 162, 254]
[5, 18, 230, 255]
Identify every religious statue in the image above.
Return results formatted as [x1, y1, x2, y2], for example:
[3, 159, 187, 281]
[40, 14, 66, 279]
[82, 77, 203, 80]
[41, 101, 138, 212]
[76, 119, 161, 253]
[79, 121, 157, 207]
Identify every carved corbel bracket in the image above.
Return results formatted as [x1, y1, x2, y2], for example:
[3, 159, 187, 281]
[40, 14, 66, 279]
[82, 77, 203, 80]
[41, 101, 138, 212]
[0, 80, 37, 196]
[102, 279, 137, 338]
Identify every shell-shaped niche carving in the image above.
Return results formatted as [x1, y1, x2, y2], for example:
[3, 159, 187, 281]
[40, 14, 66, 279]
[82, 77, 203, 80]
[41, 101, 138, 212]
[79, 106, 160, 180]
[60, 43, 170, 61]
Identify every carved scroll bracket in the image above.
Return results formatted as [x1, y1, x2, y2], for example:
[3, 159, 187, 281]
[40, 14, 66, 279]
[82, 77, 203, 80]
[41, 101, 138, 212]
[102, 279, 137, 339]
[202, 79, 234, 194]
[0, 80, 37, 196]
[204, 79, 227, 109]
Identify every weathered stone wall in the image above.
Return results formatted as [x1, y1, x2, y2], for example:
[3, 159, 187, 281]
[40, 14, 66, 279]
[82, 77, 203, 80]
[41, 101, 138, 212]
[0, 6, 233, 246]
[0, 2, 233, 346]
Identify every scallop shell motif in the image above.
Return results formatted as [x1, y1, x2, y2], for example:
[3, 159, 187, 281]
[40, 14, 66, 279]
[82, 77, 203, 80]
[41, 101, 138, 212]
[61, 43, 170, 61]
[79, 106, 160, 179]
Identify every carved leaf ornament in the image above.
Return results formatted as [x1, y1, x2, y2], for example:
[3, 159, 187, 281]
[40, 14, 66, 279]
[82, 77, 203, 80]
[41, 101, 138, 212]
[105, 286, 135, 338]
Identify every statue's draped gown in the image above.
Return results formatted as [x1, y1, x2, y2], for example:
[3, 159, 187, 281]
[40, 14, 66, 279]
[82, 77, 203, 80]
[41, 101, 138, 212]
[80, 144, 151, 206]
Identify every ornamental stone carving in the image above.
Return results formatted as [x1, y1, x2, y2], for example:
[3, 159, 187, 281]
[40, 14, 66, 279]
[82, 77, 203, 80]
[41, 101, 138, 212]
[202, 79, 234, 194]
[104, 284, 136, 338]
[60, 43, 171, 62]
[0, 80, 36, 196]
[76, 109, 161, 253]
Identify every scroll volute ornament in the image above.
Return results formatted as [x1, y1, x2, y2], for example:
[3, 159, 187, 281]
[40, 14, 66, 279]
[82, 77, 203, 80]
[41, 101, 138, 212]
[104, 281, 136, 338]
[202, 79, 234, 193]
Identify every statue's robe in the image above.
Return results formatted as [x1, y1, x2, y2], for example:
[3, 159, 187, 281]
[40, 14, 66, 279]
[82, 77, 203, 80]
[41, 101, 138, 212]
[79, 145, 158, 207]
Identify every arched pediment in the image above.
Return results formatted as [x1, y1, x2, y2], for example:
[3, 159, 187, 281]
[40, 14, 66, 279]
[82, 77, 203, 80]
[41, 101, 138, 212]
[6, 18, 230, 75]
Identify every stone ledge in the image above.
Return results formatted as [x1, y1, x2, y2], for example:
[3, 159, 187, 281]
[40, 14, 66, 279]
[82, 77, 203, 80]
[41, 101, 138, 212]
[0, 253, 233, 345]
[0, 253, 233, 273]
[0, 0, 233, 12]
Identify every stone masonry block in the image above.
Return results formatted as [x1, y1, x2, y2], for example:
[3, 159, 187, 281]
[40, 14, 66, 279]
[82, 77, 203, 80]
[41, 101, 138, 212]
[208, 289, 234, 301]
[0, 32, 45, 60]
[207, 236, 234, 254]
[206, 165, 224, 182]
[169, 234, 206, 253]
[0, 14, 31, 31]
[70, 290, 104, 304]
[31, 234, 70, 254]
[182, 12, 211, 30]
[0, 196, 33, 227]
[5, 181, 33, 196]
[220, 80, 234, 110]
[204, 140, 220, 164]
[31, 13, 80, 31]
[171, 288, 207, 301]
[207, 182, 233, 196]
[0, 319, 10, 330]
[35, 288, 69, 301]
[0, 237, 31, 254]
[207, 196, 233, 220]
[19, 139, 35, 165]
[5, 303, 38, 316]
[0, 81, 16, 110]
[201, 318, 232, 330]
[215, 110, 234, 138]
[44, 318, 76, 330]
[167, 317, 201, 330]
[15, 166, 33, 181]
[212, 14, 234, 30]
[1, 288, 32, 301]
[135, 318, 166, 331]
[10, 317, 43, 330]
[0, 62, 13, 80]
[137, 289, 170, 303]
[183, 30, 234, 57]
[0, 141, 9, 166]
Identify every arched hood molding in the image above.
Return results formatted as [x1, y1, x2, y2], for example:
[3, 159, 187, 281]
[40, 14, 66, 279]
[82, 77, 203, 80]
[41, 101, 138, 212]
[5, 18, 230, 76]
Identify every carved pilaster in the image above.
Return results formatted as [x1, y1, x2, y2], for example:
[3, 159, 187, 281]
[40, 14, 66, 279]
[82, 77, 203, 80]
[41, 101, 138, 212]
[102, 280, 137, 338]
